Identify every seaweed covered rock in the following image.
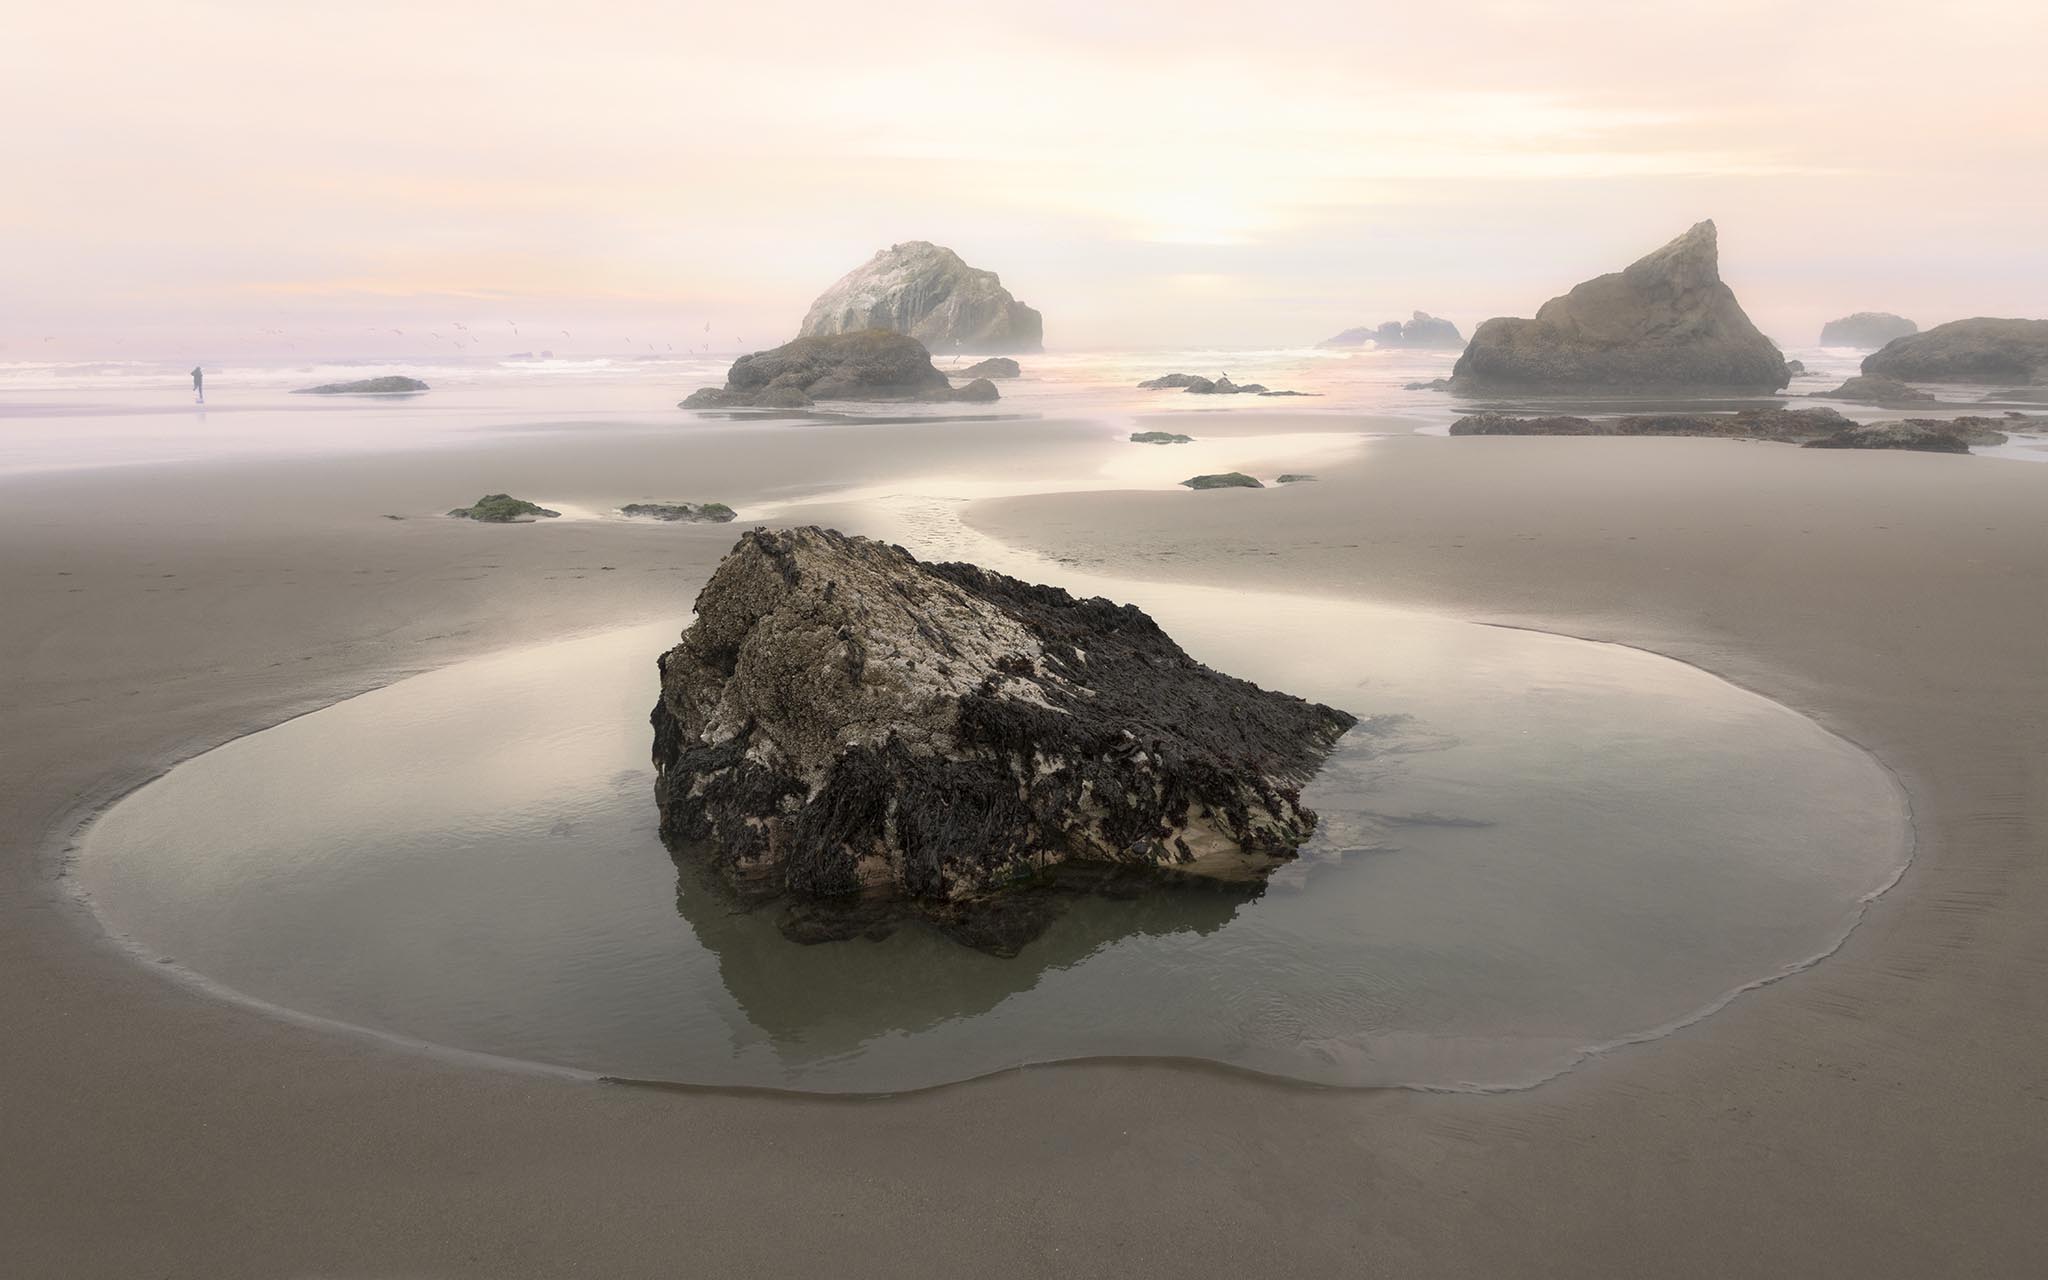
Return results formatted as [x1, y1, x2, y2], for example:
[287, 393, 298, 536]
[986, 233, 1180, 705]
[1181, 472, 1263, 489]
[679, 330, 998, 408]
[650, 528, 1354, 951]
[1450, 221, 1790, 393]
[1860, 318, 2048, 385]
[1450, 407, 1851, 442]
[1802, 422, 1975, 453]
[295, 375, 429, 394]
[1820, 312, 1918, 348]
[621, 502, 737, 523]
[799, 242, 1043, 353]
[1131, 431, 1194, 444]
[1814, 374, 1938, 405]
[448, 494, 560, 522]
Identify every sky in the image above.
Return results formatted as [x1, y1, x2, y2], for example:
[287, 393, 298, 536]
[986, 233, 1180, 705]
[5, 0, 2045, 359]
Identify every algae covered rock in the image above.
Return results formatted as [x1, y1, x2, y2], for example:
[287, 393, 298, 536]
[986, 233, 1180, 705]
[1801, 422, 1975, 453]
[649, 528, 1355, 952]
[295, 375, 429, 394]
[448, 494, 560, 522]
[620, 502, 737, 523]
[1181, 472, 1263, 489]
[1130, 431, 1195, 444]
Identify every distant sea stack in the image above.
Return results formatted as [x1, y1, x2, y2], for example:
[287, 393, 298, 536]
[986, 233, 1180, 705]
[294, 375, 429, 394]
[1819, 312, 1918, 348]
[1320, 312, 1464, 350]
[800, 241, 1043, 354]
[1860, 318, 2048, 385]
[680, 331, 999, 408]
[1450, 221, 1790, 393]
[650, 527, 1354, 952]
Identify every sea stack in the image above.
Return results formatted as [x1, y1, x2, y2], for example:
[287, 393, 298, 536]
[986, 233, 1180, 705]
[650, 528, 1355, 950]
[1859, 318, 2048, 385]
[800, 241, 1044, 354]
[1450, 221, 1790, 393]
[1320, 312, 1464, 350]
[1819, 312, 1919, 348]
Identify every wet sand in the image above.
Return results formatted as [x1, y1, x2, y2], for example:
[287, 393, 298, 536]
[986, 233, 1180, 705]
[5, 422, 2046, 1276]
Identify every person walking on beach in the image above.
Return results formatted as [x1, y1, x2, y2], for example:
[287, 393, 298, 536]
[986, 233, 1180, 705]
[191, 365, 204, 404]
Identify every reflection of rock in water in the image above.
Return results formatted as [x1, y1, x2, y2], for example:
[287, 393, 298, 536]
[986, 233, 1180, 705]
[668, 854, 1261, 1050]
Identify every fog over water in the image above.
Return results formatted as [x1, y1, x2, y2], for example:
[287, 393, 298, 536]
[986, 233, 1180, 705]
[7, 2, 2044, 359]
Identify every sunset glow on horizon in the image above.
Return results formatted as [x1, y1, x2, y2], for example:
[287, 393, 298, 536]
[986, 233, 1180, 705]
[7, 0, 2044, 358]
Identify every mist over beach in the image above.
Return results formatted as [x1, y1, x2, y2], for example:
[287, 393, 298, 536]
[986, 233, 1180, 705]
[4, 3, 2047, 1278]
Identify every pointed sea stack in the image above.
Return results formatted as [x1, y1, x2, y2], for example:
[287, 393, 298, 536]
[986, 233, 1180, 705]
[1451, 221, 1790, 393]
[650, 528, 1355, 950]
[800, 241, 1043, 353]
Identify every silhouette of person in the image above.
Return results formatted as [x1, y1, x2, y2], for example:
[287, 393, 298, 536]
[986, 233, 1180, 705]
[191, 365, 204, 404]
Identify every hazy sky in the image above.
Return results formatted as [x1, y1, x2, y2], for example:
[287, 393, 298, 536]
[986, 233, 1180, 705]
[6, 0, 2044, 357]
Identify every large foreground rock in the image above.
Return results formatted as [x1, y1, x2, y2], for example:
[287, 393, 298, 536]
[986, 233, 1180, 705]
[651, 528, 1355, 951]
[680, 331, 998, 408]
[1861, 318, 2048, 385]
[1820, 312, 1918, 348]
[799, 241, 1043, 353]
[1451, 221, 1790, 393]
[1320, 312, 1464, 350]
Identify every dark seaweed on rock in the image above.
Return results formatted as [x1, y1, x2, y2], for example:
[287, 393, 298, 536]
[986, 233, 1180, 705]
[650, 527, 1355, 952]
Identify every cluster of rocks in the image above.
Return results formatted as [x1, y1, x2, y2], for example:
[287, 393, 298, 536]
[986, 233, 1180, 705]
[1819, 312, 1918, 348]
[1450, 221, 1792, 394]
[1320, 312, 1465, 350]
[1404, 378, 1452, 391]
[295, 375, 430, 395]
[1449, 407, 2011, 453]
[1136, 374, 1312, 397]
[650, 528, 1355, 954]
[681, 331, 1000, 409]
[799, 241, 1043, 353]
[621, 502, 737, 523]
[448, 494, 559, 522]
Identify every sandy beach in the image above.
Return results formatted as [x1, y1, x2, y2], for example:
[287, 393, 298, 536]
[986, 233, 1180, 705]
[5, 411, 2046, 1277]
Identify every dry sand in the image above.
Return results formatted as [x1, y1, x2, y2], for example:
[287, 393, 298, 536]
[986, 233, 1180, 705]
[4, 421, 2045, 1276]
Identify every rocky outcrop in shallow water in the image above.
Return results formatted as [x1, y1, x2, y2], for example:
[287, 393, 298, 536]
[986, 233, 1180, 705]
[680, 331, 1000, 408]
[1820, 312, 1918, 348]
[649, 527, 1354, 953]
[799, 242, 1043, 353]
[295, 375, 429, 394]
[448, 494, 559, 522]
[1450, 221, 1790, 393]
[1860, 318, 2048, 385]
[954, 357, 1020, 379]
[1802, 422, 1974, 453]
[1321, 312, 1464, 350]
[1449, 407, 1852, 442]
[1814, 374, 1938, 405]
[621, 502, 736, 523]
[1182, 472, 1263, 489]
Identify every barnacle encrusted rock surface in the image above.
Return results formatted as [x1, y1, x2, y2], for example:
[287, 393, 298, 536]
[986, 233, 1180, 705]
[650, 527, 1356, 951]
